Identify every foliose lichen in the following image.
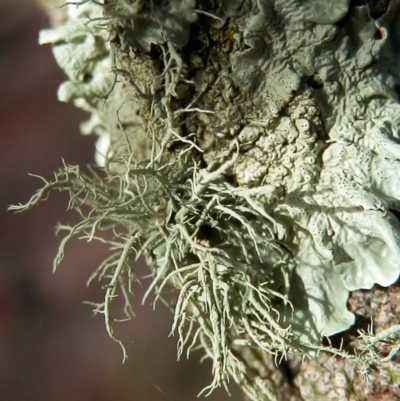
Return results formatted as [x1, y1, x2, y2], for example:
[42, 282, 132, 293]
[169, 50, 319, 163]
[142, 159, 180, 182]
[13, 0, 400, 400]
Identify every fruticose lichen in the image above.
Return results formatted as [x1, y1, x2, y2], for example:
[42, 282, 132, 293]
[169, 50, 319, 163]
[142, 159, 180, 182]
[12, 0, 400, 400]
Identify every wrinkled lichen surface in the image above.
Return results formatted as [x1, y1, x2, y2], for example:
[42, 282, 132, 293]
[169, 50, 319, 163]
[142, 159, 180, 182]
[15, 0, 400, 400]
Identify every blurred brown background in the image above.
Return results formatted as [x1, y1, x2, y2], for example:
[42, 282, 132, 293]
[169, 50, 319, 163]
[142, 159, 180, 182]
[0, 2, 239, 400]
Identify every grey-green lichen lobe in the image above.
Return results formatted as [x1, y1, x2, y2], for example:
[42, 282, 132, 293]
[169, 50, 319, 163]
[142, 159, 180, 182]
[42, 0, 400, 337]
[35, 0, 400, 400]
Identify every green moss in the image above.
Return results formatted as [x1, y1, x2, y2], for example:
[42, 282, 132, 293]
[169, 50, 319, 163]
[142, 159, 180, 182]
[388, 368, 400, 385]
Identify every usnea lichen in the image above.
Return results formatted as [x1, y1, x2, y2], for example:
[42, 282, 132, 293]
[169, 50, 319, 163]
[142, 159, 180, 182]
[12, 0, 400, 400]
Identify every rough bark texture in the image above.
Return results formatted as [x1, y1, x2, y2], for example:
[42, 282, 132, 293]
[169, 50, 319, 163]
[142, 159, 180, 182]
[243, 283, 400, 401]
